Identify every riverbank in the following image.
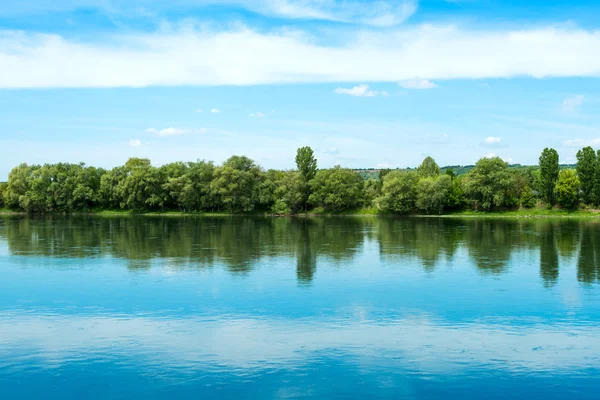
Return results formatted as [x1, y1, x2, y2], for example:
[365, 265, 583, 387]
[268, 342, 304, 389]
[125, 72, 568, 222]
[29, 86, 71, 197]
[1, 207, 600, 218]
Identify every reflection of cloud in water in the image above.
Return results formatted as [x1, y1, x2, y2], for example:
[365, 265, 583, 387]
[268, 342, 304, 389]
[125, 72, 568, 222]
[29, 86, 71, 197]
[0, 313, 597, 376]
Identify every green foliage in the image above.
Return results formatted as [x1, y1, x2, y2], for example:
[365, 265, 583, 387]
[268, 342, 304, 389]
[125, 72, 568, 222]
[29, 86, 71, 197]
[273, 171, 306, 213]
[445, 169, 456, 180]
[0, 182, 6, 206]
[576, 146, 597, 205]
[416, 175, 452, 214]
[417, 156, 442, 178]
[211, 156, 262, 213]
[376, 171, 418, 214]
[295, 146, 317, 182]
[363, 179, 381, 208]
[1, 148, 595, 216]
[445, 176, 465, 210]
[308, 166, 364, 212]
[462, 157, 512, 211]
[595, 150, 600, 206]
[539, 148, 560, 206]
[555, 169, 581, 209]
[295, 146, 318, 210]
[163, 161, 215, 212]
[555, 169, 580, 209]
[520, 187, 537, 208]
[271, 199, 291, 215]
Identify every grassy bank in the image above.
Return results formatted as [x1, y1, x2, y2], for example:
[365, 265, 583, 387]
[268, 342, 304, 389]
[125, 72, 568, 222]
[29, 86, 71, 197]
[1, 206, 600, 218]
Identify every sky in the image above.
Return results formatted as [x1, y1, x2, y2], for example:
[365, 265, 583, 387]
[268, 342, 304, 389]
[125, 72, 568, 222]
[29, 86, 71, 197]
[1, 0, 600, 179]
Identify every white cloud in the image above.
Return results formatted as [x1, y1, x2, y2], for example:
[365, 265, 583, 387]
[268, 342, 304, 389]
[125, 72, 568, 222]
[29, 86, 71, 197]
[246, 0, 418, 27]
[3, 0, 417, 27]
[128, 139, 142, 147]
[398, 78, 437, 89]
[3, 25, 600, 88]
[210, 108, 221, 113]
[146, 127, 207, 137]
[484, 153, 497, 159]
[564, 138, 600, 147]
[483, 136, 502, 145]
[249, 112, 266, 117]
[335, 84, 389, 97]
[335, 84, 381, 97]
[562, 95, 584, 112]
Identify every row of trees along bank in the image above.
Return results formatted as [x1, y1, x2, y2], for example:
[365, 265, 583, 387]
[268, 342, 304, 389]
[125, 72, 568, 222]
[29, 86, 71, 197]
[1, 146, 600, 214]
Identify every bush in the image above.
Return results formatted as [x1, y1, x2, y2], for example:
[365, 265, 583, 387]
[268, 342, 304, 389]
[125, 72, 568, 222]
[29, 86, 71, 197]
[555, 170, 580, 209]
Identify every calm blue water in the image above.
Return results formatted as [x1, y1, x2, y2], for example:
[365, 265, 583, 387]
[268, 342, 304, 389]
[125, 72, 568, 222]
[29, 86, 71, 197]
[0, 216, 599, 399]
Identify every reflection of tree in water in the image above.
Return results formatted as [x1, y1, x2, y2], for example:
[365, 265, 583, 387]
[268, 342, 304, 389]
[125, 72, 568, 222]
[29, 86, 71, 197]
[0, 216, 364, 283]
[465, 219, 533, 275]
[376, 218, 462, 271]
[1, 216, 598, 286]
[539, 222, 559, 287]
[293, 218, 317, 285]
[554, 220, 581, 259]
[577, 223, 600, 284]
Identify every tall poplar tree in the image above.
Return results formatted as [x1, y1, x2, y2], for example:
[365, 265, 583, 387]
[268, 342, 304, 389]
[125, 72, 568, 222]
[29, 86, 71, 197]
[576, 146, 596, 205]
[539, 148, 560, 207]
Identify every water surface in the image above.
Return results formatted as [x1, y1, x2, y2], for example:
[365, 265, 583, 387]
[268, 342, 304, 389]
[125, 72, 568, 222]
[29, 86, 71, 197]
[1, 216, 599, 399]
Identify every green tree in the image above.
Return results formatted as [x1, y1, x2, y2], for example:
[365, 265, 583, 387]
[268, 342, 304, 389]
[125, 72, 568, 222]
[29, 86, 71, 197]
[576, 146, 597, 205]
[520, 187, 537, 208]
[445, 176, 465, 210]
[417, 156, 441, 178]
[0, 182, 6, 207]
[211, 156, 262, 213]
[100, 166, 127, 209]
[555, 169, 580, 209]
[295, 146, 318, 182]
[462, 157, 511, 210]
[295, 146, 318, 210]
[539, 148, 560, 206]
[595, 149, 600, 206]
[4, 163, 34, 209]
[73, 165, 105, 211]
[363, 179, 381, 208]
[270, 170, 305, 214]
[308, 166, 364, 212]
[376, 171, 418, 214]
[416, 175, 452, 214]
[113, 158, 161, 211]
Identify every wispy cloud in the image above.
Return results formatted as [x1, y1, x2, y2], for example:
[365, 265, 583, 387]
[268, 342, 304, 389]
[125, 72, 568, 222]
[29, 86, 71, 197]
[3, 25, 600, 88]
[562, 95, 584, 112]
[196, 109, 203, 113]
[210, 108, 221, 113]
[482, 136, 503, 147]
[564, 138, 600, 147]
[398, 78, 437, 89]
[335, 84, 387, 97]
[249, 112, 266, 117]
[2, 0, 417, 27]
[145, 127, 207, 137]
[128, 139, 142, 147]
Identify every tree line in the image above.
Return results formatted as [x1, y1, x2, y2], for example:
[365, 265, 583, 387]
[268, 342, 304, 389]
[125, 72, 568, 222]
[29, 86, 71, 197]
[1, 146, 600, 214]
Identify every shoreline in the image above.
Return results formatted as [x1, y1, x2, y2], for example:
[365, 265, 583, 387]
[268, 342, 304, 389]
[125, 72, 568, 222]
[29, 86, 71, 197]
[1, 208, 600, 219]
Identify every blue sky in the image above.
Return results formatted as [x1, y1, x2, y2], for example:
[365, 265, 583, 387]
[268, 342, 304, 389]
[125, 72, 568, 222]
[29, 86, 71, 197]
[1, 0, 600, 179]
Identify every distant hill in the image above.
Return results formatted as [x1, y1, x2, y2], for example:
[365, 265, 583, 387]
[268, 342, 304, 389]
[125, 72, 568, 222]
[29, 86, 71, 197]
[354, 164, 577, 180]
